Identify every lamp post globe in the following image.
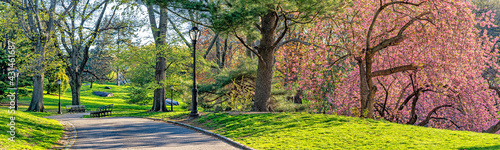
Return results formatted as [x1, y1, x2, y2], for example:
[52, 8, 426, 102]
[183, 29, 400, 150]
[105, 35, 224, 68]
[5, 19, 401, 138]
[57, 79, 62, 114]
[189, 27, 200, 118]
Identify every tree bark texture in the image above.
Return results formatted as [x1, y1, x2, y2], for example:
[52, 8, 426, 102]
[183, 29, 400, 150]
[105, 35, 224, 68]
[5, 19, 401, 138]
[253, 11, 278, 112]
[69, 74, 81, 105]
[27, 74, 44, 112]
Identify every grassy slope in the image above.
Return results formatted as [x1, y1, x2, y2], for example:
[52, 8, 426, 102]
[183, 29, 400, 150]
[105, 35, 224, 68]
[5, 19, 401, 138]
[0, 109, 63, 150]
[8, 83, 500, 149]
[191, 113, 500, 150]
[16, 82, 186, 116]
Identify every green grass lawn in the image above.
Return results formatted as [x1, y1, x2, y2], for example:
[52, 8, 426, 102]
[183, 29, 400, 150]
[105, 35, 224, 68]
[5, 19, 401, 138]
[1, 82, 185, 149]
[0, 108, 63, 150]
[6, 82, 500, 149]
[188, 113, 500, 150]
[15, 82, 186, 115]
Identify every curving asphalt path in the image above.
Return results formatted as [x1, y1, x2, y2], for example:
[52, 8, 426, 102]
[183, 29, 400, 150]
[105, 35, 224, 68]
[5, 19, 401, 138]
[46, 113, 239, 150]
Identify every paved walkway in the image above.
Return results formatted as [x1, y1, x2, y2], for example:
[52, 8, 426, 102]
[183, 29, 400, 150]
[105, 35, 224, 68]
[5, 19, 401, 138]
[46, 113, 239, 150]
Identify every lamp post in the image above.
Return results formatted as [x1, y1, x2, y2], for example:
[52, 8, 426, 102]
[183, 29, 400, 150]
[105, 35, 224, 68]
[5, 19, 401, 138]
[170, 85, 173, 112]
[57, 79, 62, 114]
[189, 27, 200, 118]
[14, 70, 18, 111]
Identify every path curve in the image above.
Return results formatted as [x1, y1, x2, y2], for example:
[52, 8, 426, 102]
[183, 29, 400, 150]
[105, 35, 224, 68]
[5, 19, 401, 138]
[46, 113, 240, 150]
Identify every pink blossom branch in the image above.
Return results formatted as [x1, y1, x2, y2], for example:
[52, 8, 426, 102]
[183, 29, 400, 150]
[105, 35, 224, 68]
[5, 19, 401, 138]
[372, 64, 418, 77]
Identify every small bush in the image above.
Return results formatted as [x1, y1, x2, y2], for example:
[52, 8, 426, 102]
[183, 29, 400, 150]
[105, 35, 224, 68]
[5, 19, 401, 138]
[126, 86, 152, 105]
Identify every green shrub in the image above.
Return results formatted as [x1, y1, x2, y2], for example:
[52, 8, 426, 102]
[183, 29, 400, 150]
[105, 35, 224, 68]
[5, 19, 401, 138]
[126, 86, 152, 105]
[43, 68, 69, 95]
[17, 87, 30, 97]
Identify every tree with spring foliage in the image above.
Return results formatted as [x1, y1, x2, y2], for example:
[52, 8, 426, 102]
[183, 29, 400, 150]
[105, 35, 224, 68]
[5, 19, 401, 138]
[150, 0, 344, 111]
[279, 0, 500, 132]
[1, 0, 75, 112]
[57, 0, 136, 105]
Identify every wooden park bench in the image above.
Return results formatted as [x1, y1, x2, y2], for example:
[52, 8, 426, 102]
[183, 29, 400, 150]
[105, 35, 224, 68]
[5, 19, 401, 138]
[66, 105, 86, 113]
[90, 104, 113, 118]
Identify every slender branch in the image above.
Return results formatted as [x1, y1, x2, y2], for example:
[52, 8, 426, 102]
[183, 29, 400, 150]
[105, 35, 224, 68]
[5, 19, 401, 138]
[417, 104, 453, 126]
[372, 64, 418, 77]
[167, 16, 190, 47]
[398, 88, 433, 110]
[255, 23, 262, 32]
[276, 38, 322, 49]
[233, 32, 265, 63]
[164, 6, 212, 28]
[329, 54, 351, 68]
[77, 0, 109, 74]
[272, 17, 288, 50]
[83, 70, 109, 80]
[366, 1, 425, 50]
[370, 12, 431, 53]
[203, 33, 219, 59]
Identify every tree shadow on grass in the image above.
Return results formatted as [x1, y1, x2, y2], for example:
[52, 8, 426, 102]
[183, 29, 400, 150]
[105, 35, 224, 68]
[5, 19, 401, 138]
[200, 113, 351, 138]
[459, 145, 500, 150]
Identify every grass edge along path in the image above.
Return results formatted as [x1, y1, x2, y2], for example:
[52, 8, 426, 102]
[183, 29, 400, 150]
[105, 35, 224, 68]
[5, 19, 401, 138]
[0, 109, 63, 150]
[145, 112, 500, 150]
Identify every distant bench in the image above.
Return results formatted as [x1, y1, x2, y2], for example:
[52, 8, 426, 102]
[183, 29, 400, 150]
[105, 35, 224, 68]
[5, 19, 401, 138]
[66, 105, 86, 113]
[90, 104, 113, 118]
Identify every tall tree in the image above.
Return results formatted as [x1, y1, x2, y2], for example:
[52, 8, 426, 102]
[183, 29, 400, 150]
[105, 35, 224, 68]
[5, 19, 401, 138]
[279, 0, 500, 132]
[58, 0, 119, 105]
[152, 0, 341, 111]
[2, 0, 73, 111]
[146, 4, 168, 112]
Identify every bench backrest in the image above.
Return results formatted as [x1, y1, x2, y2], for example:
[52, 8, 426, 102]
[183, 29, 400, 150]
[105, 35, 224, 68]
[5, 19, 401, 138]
[95, 104, 113, 111]
[66, 105, 85, 109]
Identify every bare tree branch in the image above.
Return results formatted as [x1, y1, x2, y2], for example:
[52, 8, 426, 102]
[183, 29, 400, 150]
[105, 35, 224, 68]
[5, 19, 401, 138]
[370, 12, 431, 53]
[77, 0, 109, 75]
[366, 1, 425, 50]
[167, 16, 191, 47]
[233, 32, 265, 64]
[417, 104, 453, 126]
[203, 33, 219, 59]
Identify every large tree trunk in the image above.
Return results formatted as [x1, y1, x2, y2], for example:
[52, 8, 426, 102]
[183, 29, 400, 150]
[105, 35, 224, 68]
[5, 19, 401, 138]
[147, 6, 168, 112]
[27, 74, 44, 112]
[27, 38, 46, 112]
[151, 57, 167, 112]
[357, 55, 376, 118]
[69, 75, 82, 105]
[253, 11, 277, 112]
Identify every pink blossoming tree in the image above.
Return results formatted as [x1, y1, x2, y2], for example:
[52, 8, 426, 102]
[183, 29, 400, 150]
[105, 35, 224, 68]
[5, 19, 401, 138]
[277, 0, 500, 132]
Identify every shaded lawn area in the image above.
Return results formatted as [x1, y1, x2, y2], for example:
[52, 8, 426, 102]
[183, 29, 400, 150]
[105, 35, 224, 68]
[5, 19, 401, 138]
[0, 108, 63, 150]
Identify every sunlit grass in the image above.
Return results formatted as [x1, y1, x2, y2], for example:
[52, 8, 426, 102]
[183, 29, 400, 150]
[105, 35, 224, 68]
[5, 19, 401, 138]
[8, 82, 500, 149]
[0, 109, 63, 150]
[186, 113, 500, 150]
[16, 82, 185, 115]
